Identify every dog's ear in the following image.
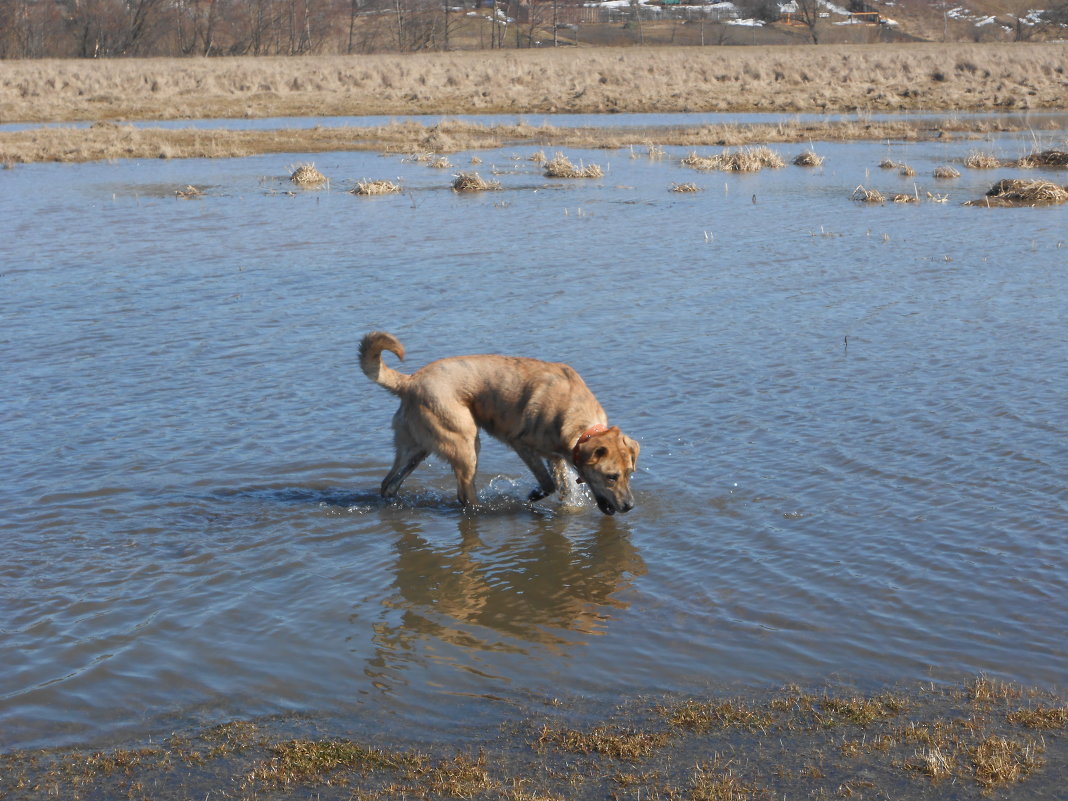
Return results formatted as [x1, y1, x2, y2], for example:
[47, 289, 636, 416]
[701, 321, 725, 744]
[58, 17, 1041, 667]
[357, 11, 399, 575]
[624, 435, 640, 470]
[574, 445, 606, 485]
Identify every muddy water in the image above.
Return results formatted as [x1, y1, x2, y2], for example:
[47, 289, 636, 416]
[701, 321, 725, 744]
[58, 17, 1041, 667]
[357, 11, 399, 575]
[1, 123, 1065, 751]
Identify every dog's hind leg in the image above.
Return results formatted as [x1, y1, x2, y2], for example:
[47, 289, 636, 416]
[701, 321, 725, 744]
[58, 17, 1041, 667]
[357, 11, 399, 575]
[434, 420, 481, 507]
[381, 419, 428, 499]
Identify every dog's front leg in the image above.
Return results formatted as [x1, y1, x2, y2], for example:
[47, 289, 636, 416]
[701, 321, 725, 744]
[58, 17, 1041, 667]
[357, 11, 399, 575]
[514, 445, 556, 502]
[551, 456, 583, 508]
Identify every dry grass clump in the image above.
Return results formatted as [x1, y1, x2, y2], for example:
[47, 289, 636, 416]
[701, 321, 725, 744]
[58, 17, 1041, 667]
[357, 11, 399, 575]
[933, 165, 960, 178]
[892, 192, 919, 203]
[528, 149, 546, 163]
[665, 700, 773, 733]
[965, 676, 1024, 703]
[352, 179, 401, 195]
[247, 739, 418, 787]
[793, 150, 824, 167]
[632, 142, 666, 160]
[905, 746, 957, 781]
[878, 158, 900, 169]
[421, 752, 496, 798]
[1016, 149, 1068, 168]
[175, 184, 202, 198]
[971, 735, 1044, 791]
[690, 759, 763, 801]
[538, 724, 668, 761]
[289, 163, 326, 185]
[899, 163, 917, 177]
[428, 156, 453, 169]
[851, 185, 885, 203]
[683, 146, 784, 173]
[966, 178, 1068, 206]
[1008, 705, 1068, 729]
[452, 172, 501, 192]
[670, 182, 700, 193]
[964, 149, 1001, 169]
[543, 152, 603, 179]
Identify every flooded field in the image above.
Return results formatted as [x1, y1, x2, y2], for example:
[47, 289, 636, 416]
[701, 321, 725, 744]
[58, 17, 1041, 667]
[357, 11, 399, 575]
[2, 119, 1066, 790]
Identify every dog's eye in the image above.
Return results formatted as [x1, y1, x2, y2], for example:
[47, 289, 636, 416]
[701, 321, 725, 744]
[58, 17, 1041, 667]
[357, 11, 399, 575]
[606, 473, 620, 484]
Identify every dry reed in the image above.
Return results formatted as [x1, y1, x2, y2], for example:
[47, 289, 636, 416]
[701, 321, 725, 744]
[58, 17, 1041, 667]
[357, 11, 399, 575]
[683, 146, 784, 173]
[792, 150, 824, 167]
[899, 164, 917, 177]
[289, 163, 326, 185]
[544, 152, 603, 179]
[451, 172, 501, 192]
[964, 150, 1001, 169]
[1015, 149, 1068, 168]
[6, 45, 1068, 127]
[670, 182, 700, 193]
[352, 179, 401, 195]
[966, 178, 1068, 206]
[933, 165, 960, 178]
[851, 185, 885, 203]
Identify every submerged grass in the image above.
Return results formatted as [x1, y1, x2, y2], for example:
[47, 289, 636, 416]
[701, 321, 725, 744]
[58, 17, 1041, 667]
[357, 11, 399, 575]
[2, 678, 1065, 800]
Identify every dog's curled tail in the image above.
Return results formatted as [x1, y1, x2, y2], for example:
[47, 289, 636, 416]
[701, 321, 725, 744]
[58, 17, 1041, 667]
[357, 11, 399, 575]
[359, 331, 410, 395]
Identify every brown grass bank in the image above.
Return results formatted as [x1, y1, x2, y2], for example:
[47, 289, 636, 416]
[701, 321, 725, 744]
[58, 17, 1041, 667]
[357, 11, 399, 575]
[0, 114, 1049, 164]
[2, 43, 1066, 125]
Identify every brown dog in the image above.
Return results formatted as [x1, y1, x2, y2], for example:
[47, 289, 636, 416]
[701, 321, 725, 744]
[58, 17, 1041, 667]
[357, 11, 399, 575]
[359, 332, 639, 514]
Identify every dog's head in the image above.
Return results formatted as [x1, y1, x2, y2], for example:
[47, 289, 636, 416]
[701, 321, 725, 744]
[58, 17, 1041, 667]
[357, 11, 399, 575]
[573, 426, 640, 515]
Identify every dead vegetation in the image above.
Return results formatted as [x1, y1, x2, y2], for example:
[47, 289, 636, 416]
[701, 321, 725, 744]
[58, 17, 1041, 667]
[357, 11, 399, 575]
[851, 185, 886, 203]
[451, 172, 501, 192]
[966, 178, 1068, 206]
[289, 163, 326, 186]
[352, 179, 402, 196]
[965, 150, 1002, 169]
[933, 165, 961, 179]
[543, 152, 603, 179]
[682, 146, 785, 172]
[4, 45, 1068, 128]
[670, 182, 701, 193]
[0, 113, 1060, 165]
[1016, 149, 1068, 168]
[793, 150, 825, 167]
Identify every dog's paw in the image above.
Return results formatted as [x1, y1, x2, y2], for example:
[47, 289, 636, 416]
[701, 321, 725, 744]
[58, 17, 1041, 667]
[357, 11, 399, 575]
[528, 488, 549, 502]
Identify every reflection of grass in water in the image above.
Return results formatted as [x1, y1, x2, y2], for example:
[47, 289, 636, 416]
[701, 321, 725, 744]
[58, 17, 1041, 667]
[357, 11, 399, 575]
[4, 678, 1064, 800]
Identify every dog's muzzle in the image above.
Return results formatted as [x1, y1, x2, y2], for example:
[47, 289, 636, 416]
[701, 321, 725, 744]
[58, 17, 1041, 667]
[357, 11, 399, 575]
[596, 494, 634, 516]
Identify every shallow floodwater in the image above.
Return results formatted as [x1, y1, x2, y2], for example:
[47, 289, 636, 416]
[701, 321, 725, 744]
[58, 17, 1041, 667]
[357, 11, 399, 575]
[1, 124, 1066, 752]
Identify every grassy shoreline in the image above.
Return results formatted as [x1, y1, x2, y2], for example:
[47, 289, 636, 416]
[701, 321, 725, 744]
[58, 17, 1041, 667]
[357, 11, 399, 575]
[1, 44, 1066, 163]
[2, 677, 1065, 800]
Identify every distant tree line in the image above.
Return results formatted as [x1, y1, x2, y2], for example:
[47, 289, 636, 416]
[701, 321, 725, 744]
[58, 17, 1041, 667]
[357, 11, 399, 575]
[1, 0, 1066, 56]
[0, 0, 523, 57]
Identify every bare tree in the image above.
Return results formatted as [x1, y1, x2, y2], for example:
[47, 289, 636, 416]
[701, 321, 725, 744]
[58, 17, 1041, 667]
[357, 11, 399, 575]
[791, 0, 823, 43]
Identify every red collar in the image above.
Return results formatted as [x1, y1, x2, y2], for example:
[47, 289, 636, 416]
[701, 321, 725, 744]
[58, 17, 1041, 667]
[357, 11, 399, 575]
[572, 424, 609, 468]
